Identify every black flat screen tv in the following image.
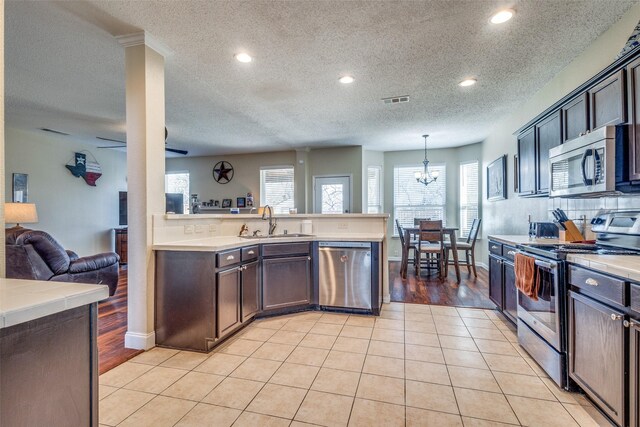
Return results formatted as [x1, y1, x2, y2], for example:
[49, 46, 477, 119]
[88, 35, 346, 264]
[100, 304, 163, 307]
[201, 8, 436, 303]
[118, 192, 184, 226]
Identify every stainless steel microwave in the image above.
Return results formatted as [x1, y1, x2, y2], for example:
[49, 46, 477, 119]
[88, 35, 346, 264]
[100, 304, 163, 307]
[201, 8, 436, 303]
[549, 126, 618, 198]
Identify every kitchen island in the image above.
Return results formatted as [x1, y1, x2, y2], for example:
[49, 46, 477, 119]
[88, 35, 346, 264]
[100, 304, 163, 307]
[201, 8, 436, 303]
[152, 213, 388, 352]
[0, 278, 109, 426]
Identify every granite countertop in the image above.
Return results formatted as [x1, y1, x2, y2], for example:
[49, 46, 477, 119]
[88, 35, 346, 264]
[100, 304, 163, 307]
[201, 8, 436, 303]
[567, 254, 640, 282]
[153, 233, 386, 252]
[487, 235, 561, 246]
[0, 279, 109, 329]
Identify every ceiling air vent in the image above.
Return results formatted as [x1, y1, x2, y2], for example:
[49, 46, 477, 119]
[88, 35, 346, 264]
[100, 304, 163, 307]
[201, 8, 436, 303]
[382, 95, 410, 105]
[40, 128, 70, 136]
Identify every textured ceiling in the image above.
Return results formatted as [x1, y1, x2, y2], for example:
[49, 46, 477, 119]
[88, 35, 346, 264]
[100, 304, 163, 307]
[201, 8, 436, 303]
[5, 0, 638, 156]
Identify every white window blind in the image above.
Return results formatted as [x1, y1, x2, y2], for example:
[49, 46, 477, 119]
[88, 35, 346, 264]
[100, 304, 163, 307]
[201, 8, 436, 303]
[367, 166, 382, 213]
[460, 161, 479, 238]
[393, 164, 446, 235]
[165, 171, 190, 214]
[260, 166, 295, 214]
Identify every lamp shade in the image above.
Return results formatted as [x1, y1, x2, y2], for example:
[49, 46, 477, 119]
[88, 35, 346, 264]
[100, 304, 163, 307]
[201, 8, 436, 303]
[5, 203, 38, 225]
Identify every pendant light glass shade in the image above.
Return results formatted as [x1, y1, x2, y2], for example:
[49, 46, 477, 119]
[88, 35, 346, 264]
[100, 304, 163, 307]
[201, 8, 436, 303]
[415, 134, 438, 186]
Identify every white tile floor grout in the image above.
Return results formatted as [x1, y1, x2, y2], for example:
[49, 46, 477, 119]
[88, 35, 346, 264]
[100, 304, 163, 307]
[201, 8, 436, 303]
[99, 302, 614, 427]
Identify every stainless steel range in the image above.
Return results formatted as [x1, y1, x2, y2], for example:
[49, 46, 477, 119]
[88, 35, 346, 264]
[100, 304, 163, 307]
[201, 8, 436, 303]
[517, 210, 640, 389]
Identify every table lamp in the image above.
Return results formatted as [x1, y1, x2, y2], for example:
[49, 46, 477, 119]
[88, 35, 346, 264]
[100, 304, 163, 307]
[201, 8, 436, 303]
[5, 203, 38, 230]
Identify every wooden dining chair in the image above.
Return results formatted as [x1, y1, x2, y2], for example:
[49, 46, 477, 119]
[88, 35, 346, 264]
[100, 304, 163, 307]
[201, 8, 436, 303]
[445, 218, 481, 277]
[396, 219, 417, 277]
[416, 220, 445, 279]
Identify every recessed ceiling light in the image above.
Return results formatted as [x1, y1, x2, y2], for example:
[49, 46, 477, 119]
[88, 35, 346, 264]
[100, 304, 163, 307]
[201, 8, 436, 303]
[459, 78, 477, 87]
[339, 75, 355, 84]
[235, 53, 252, 63]
[490, 9, 514, 24]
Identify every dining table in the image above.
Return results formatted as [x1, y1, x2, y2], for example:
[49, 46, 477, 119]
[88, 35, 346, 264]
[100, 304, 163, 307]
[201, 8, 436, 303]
[400, 226, 461, 283]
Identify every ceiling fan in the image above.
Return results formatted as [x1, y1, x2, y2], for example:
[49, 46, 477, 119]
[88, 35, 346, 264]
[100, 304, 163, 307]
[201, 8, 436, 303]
[97, 127, 188, 155]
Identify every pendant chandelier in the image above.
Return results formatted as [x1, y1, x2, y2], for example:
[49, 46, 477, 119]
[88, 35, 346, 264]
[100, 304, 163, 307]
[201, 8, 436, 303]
[415, 134, 439, 186]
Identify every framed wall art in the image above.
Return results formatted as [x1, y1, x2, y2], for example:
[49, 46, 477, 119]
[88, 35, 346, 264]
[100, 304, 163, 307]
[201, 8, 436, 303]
[222, 198, 232, 208]
[487, 155, 507, 201]
[237, 197, 246, 208]
[12, 173, 28, 202]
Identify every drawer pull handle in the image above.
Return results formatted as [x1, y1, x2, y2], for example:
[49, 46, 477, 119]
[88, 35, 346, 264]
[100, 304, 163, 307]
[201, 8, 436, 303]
[585, 278, 599, 286]
[507, 251, 516, 256]
[611, 314, 622, 321]
[248, 250, 255, 255]
[491, 245, 499, 250]
[226, 255, 235, 261]
[624, 320, 638, 328]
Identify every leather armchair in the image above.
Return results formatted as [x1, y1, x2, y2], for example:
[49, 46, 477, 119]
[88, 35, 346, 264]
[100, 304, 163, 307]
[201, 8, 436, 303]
[6, 228, 119, 296]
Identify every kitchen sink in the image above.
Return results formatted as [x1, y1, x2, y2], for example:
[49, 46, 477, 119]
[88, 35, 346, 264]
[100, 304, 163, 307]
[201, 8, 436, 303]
[240, 233, 313, 239]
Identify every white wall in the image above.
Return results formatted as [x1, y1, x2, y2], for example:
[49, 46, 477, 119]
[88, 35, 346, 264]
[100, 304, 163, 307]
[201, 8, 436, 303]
[481, 3, 640, 263]
[5, 127, 127, 255]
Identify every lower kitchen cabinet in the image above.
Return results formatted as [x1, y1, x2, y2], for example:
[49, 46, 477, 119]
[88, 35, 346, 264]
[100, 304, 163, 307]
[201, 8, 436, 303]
[242, 260, 260, 322]
[503, 261, 517, 322]
[569, 290, 625, 426]
[263, 255, 312, 311]
[489, 254, 503, 309]
[631, 319, 640, 427]
[217, 267, 242, 339]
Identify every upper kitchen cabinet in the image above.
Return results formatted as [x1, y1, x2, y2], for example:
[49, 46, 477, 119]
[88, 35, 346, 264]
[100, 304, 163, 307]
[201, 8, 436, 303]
[589, 69, 627, 130]
[517, 111, 561, 197]
[562, 93, 589, 142]
[536, 111, 562, 194]
[627, 57, 640, 181]
[517, 127, 536, 196]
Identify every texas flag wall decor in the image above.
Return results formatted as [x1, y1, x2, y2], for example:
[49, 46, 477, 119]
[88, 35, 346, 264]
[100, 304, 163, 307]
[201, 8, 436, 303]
[66, 152, 103, 186]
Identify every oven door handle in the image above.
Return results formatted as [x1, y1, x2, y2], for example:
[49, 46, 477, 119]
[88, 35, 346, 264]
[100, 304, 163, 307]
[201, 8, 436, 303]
[581, 148, 595, 186]
[534, 259, 557, 269]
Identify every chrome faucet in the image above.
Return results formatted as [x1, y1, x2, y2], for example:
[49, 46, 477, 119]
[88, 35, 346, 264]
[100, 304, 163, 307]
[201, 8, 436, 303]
[262, 205, 277, 235]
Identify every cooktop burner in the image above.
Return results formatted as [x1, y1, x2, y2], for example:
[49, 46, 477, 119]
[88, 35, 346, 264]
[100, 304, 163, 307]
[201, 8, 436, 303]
[519, 243, 640, 259]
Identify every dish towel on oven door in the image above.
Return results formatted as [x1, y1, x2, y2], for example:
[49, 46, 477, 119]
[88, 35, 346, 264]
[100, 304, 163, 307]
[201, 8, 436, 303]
[514, 253, 538, 301]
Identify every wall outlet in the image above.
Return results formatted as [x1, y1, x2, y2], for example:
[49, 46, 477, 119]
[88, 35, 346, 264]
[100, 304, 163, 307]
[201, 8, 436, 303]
[195, 224, 205, 233]
[337, 222, 348, 230]
[184, 225, 195, 234]
[209, 224, 217, 232]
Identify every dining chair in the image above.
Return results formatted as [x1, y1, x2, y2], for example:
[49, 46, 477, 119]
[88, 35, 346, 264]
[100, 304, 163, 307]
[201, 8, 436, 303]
[416, 220, 445, 279]
[396, 219, 417, 277]
[445, 218, 481, 277]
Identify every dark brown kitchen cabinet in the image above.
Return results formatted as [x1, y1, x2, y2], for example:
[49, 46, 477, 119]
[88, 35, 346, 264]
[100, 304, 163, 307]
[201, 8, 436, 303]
[263, 255, 312, 311]
[589, 69, 627, 130]
[627, 57, 640, 181]
[562, 93, 589, 142]
[503, 261, 517, 323]
[517, 127, 537, 195]
[489, 254, 503, 309]
[535, 111, 562, 194]
[569, 291, 625, 427]
[217, 267, 242, 338]
[241, 260, 260, 322]
[630, 318, 640, 427]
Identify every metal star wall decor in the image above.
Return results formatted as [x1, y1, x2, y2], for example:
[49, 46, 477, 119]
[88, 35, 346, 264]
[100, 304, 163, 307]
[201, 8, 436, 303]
[213, 161, 234, 184]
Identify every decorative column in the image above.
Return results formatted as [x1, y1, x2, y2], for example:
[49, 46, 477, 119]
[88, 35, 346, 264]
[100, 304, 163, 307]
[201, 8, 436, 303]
[117, 32, 171, 349]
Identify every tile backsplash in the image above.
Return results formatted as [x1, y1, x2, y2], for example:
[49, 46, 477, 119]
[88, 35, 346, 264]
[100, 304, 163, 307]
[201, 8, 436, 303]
[548, 194, 640, 234]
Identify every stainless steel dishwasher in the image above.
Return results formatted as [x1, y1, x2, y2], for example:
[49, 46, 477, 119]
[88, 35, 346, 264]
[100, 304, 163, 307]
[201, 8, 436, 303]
[318, 242, 372, 309]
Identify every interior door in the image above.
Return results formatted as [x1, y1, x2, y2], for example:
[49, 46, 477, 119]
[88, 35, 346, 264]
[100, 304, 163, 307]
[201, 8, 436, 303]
[314, 176, 351, 213]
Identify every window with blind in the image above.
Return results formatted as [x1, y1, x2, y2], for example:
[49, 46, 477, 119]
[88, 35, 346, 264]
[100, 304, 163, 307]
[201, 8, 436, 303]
[393, 164, 446, 235]
[460, 161, 479, 238]
[260, 166, 295, 214]
[165, 171, 190, 213]
[367, 166, 382, 213]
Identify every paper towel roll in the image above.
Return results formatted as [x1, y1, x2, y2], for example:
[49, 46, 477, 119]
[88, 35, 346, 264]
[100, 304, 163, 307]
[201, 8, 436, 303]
[301, 220, 312, 234]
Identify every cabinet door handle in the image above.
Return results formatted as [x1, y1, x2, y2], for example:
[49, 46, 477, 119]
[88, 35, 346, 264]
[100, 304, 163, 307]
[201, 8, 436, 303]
[585, 278, 599, 286]
[247, 250, 255, 255]
[507, 251, 516, 256]
[610, 314, 623, 321]
[226, 255, 235, 261]
[307, 256, 312, 261]
[624, 320, 638, 328]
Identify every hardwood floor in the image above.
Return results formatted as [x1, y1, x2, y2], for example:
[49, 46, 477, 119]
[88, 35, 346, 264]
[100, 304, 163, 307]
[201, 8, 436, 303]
[389, 260, 496, 309]
[98, 266, 143, 374]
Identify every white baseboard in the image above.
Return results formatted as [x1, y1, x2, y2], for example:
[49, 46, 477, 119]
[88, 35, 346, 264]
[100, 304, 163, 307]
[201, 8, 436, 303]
[125, 331, 156, 350]
[383, 294, 391, 303]
[388, 256, 402, 261]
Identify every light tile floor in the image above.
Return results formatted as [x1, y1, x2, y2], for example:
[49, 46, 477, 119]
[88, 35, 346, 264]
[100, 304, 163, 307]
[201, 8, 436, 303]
[99, 303, 614, 426]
